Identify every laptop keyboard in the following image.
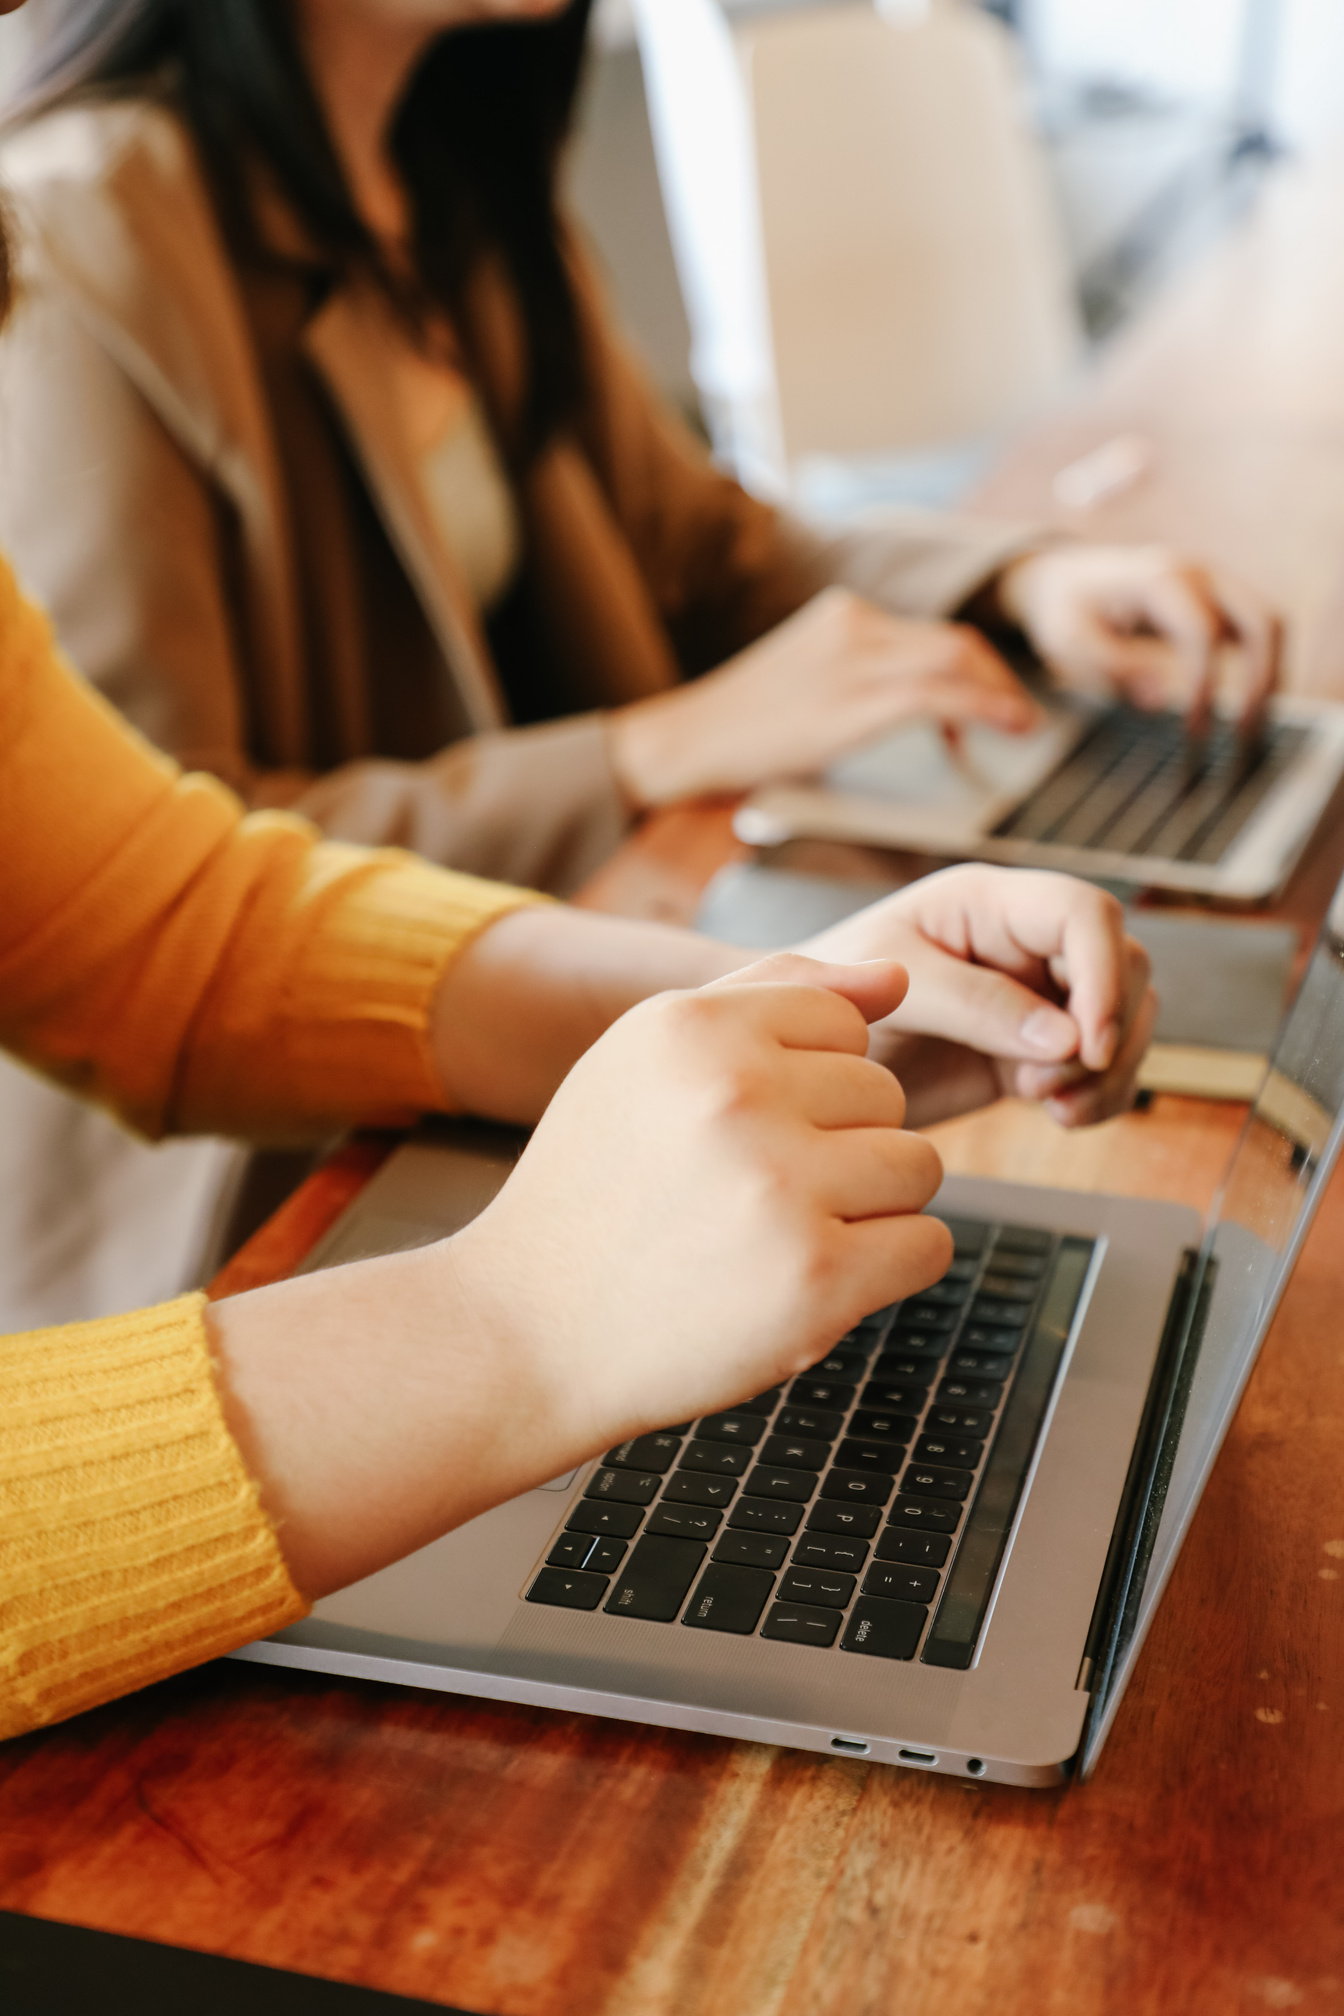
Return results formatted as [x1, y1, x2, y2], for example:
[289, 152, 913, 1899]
[526, 1217, 1096, 1669]
[993, 707, 1306, 865]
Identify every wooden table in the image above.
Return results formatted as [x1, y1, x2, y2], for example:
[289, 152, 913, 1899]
[6, 158, 1344, 2016]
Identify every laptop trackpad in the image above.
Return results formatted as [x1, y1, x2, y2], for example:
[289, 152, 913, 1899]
[827, 714, 1081, 824]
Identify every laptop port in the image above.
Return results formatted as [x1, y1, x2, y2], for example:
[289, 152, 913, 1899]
[830, 1736, 870, 1755]
[898, 1748, 938, 1766]
[966, 1757, 987, 1776]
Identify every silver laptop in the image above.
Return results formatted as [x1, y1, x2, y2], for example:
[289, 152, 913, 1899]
[232, 872, 1344, 1787]
[734, 695, 1344, 899]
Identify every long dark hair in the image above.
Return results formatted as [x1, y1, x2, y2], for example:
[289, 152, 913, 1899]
[12, 0, 595, 461]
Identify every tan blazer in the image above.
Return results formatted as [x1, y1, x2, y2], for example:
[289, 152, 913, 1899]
[0, 95, 1032, 888]
[0, 94, 1033, 1330]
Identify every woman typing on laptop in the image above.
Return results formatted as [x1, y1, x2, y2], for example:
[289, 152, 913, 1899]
[0, 0, 1278, 1335]
[0, 505, 1155, 1739]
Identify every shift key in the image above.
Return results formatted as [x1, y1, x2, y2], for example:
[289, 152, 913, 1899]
[604, 1534, 706, 1621]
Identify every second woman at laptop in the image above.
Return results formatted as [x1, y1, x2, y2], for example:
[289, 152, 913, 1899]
[0, 0, 1278, 1333]
[0, 0, 1280, 882]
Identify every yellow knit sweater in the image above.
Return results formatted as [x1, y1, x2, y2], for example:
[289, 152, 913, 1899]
[0, 556, 541, 1739]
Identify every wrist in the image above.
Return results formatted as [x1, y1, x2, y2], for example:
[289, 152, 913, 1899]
[428, 1222, 592, 1490]
[607, 690, 700, 810]
[430, 904, 745, 1124]
[441, 1202, 625, 1479]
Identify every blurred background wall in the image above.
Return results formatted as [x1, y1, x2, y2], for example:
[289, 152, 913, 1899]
[3, 1, 1343, 482]
[569, 0, 1344, 439]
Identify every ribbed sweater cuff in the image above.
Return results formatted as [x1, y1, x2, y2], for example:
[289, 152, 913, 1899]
[0, 1292, 304, 1738]
[184, 854, 549, 1136]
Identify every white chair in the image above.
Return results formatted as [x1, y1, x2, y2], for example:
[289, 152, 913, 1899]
[631, 0, 1082, 501]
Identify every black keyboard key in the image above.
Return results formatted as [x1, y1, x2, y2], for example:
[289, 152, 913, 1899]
[996, 1225, 1053, 1254]
[527, 1567, 607, 1610]
[909, 1280, 972, 1307]
[949, 1350, 1014, 1381]
[982, 1250, 1048, 1279]
[849, 1409, 917, 1444]
[735, 1387, 784, 1417]
[762, 1601, 842, 1648]
[547, 1534, 593, 1568]
[976, 1276, 1038, 1304]
[729, 1498, 804, 1536]
[683, 1561, 774, 1633]
[603, 1433, 682, 1474]
[714, 1531, 790, 1569]
[779, 1566, 855, 1609]
[944, 1257, 979, 1282]
[914, 1435, 983, 1472]
[962, 1327, 1024, 1354]
[808, 1347, 868, 1380]
[841, 1596, 925, 1660]
[860, 1381, 927, 1413]
[901, 1463, 972, 1502]
[820, 1468, 893, 1507]
[585, 1537, 629, 1574]
[937, 1377, 1004, 1408]
[585, 1466, 661, 1507]
[881, 1339, 949, 1370]
[789, 1377, 857, 1410]
[935, 1215, 989, 1254]
[657, 1423, 694, 1436]
[887, 1495, 961, 1535]
[647, 1504, 722, 1541]
[696, 1410, 766, 1446]
[895, 1304, 959, 1333]
[759, 1433, 830, 1472]
[792, 1533, 870, 1573]
[926, 1406, 993, 1438]
[745, 1464, 816, 1503]
[875, 1352, 943, 1382]
[862, 1563, 939, 1605]
[969, 1298, 1030, 1329]
[805, 1502, 882, 1539]
[680, 1439, 752, 1477]
[604, 1534, 705, 1621]
[876, 1527, 950, 1568]
[567, 1501, 644, 1539]
[776, 1406, 845, 1441]
[834, 1438, 902, 1476]
[662, 1470, 737, 1508]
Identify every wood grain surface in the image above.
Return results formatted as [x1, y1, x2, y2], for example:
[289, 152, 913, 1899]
[7, 150, 1344, 2016]
[1, 1096, 1340, 2016]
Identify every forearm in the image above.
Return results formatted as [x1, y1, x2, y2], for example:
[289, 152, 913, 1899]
[430, 904, 742, 1123]
[425, 900, 1028, 1134]
[205, 1240, 570, 1599]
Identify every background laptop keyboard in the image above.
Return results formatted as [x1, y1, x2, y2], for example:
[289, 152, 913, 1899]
[993, 707, 1306, 866]
[527, 1217, 1096, 1669]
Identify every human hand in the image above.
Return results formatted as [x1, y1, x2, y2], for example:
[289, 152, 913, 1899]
[607, 586, 1041, 808]
[995, 545, 1282, 729]
[799, 865, 1155, 1128]
[211, 953, 950, 1599]
[449, 954, 950, 1455]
